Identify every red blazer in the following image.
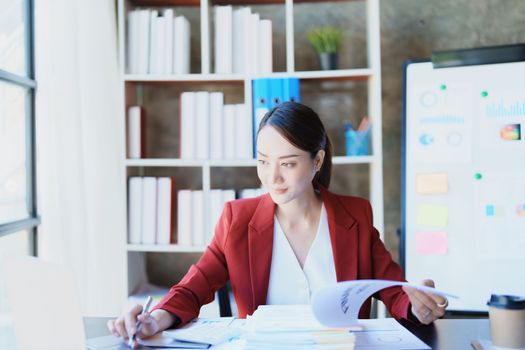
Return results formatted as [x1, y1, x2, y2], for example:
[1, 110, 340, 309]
[153, 187, 412, 325]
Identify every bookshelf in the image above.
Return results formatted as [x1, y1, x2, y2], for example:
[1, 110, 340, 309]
[117, 0, 384, 309]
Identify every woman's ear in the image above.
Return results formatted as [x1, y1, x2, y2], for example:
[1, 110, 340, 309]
[315, 150, 325, 171]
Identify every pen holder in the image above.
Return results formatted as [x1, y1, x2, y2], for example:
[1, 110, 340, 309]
[345, 128, 370, 156]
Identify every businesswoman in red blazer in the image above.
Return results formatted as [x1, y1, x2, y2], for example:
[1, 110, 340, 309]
[110, 102, 448, 346]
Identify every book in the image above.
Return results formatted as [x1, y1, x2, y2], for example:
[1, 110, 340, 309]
[195, 91, 210, 160]
[234, 104, 252, 159]
[177, 190, 193, 246]
[246, 13, 260, 74]
[127, 10, 139, 74]
[148, 10, 161, 74]
[214, 6, 233, 74]
[258, 19, 273, 73]
[128, 177, 143, 244]
[223, 104, 236, 160]
[192, 190, 205, 246]
[209, 92, 224, 160]
[232, 7, 251, 74]
[222, 189, 236, 203]
[141, 177, 157, 244]
[137, 9, 150, 74]
[174, 15, 190, 74]
[127, 106, 143, 159]
[156, 177, 174, 245]
[209, 189, 224, 243]
[180, 92, 196, 159]
[163, 9, 174, 75]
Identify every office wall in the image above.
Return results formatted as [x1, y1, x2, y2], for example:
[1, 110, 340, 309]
[148, 0, 525, 283]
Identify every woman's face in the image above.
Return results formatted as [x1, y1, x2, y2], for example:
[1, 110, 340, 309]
[256, 126, 324, 205]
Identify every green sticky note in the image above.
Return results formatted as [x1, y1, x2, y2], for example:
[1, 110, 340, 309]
[440, 84, 447, 91]
[481, 91, 488, 97]
[417, 204, 449, 228]
[474, 173, 482, 180]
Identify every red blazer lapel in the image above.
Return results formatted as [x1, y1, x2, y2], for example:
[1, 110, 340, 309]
[247, 194, 275, 311]
[321, 187, 359, 282]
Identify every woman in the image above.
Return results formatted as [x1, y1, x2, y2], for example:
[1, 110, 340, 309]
[109, 102, 448, 346]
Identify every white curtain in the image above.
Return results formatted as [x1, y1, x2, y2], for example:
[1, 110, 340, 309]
[35, 0, 127, 316]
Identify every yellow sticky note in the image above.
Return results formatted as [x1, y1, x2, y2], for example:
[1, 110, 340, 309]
[417, 204, 448, 228]
[416, 173, 448, 194]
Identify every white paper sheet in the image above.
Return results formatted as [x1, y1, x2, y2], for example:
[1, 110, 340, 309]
[312, 280, 459, 327]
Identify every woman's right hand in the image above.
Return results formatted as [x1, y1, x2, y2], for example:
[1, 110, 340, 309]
[107, 304, 161, 348]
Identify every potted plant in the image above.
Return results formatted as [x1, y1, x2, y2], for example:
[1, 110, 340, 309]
[306, 26, 343, 70]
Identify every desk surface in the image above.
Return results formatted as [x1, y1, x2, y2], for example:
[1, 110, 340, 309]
[85, 317, 490, 349]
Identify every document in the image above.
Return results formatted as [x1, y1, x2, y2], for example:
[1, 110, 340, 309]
[312, 280, 459, 327]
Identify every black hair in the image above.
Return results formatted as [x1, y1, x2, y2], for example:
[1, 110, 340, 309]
[257, 101, 333, 188]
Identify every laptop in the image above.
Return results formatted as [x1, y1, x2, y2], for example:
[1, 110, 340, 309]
[0, 254, 131, 350]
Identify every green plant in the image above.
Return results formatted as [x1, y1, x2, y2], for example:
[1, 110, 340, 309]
[306, 26, 343, 54]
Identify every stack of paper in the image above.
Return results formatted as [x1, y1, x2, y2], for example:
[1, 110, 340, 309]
[243, 305, 355, 349]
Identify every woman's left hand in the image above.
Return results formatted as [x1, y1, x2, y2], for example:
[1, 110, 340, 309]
[402, 279, 448, 325]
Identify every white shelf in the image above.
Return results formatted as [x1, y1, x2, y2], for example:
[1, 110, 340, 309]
[126, 156, 374, 167]
[127, 244, 206, 253]
[125, 158, 257, 167]
[124, 73, 245, 82]
[123, 69, 372, 83]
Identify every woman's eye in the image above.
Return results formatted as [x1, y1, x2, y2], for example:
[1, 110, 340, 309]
[281, 162, 295, 167]
[258, 159, 267, 165]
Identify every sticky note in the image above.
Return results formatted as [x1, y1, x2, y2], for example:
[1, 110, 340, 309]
[416, 173, 448, 195]
[416, 232, 448, 255]
[416, 204, 448, 228]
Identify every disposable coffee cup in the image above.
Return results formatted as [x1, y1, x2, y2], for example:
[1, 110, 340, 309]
[487, 294, 525, 349]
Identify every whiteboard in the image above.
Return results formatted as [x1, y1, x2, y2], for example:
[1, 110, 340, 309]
[401, 55, 525, 312]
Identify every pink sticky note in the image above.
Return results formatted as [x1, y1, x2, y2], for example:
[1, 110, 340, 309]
[416, 232, 448, 255]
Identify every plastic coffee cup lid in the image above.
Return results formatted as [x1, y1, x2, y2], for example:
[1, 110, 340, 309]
[487, 294, 525, 310]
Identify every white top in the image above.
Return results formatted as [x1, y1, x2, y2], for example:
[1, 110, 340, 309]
[266, 204, 337, 305]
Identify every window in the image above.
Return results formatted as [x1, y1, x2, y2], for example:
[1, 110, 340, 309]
[0, 0, 39, 256]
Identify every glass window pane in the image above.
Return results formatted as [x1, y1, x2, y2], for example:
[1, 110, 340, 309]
[0, 230, 30, 256]
[0, 81, 29, 225]
[0, 0, 27, 76]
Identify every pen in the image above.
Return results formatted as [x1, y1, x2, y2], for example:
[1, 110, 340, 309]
[128, 296, 153, 347]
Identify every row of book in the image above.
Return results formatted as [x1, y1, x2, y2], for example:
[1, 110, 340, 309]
[128, 175, 265, 246]
[214, 6, 272, 74]
[126, 79, 301, 159]
[128, 177, 174, 245]
[180, 92, 252, 160]
[127, 8, 190, 75]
